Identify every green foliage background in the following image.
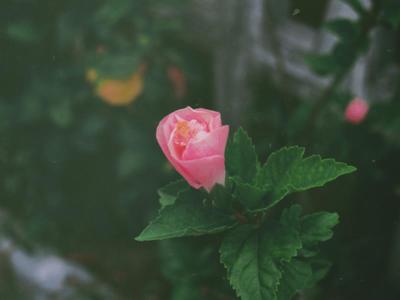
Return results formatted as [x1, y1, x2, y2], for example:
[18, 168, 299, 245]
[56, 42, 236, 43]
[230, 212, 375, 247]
[1, 0, 400, 299]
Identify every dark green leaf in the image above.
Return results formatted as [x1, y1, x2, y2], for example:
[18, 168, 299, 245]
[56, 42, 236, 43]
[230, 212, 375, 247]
[232, 177, 267, 210]
[220, 206, 302, 300]
[158, 179, 189, 208]
[136, 190, 236, 241]
[208, 182, 233, 210]
[257, 146, 356, 209]
[226, 128, 259, 183]
[220, 225, 282, 300]
[301, 212, 339, 246]
[289, 155, 356, 191]
[277, 259, 313, 300]
[256, 146, 304, 190]
[220, 205, 338, 299]
[309, 258, 332, 284]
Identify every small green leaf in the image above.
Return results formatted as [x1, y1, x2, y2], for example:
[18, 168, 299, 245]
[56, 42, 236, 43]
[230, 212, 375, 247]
[257, 146, 356, 209]
[158, 179, 189, 208]
[226, 128, 259, 183]
[136, 190, 236, 241]
[300, 212, 339, 246]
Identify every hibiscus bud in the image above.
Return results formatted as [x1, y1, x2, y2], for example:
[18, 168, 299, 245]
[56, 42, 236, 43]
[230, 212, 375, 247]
[345, 97, 369, 124]
[156, 107, 229, 192]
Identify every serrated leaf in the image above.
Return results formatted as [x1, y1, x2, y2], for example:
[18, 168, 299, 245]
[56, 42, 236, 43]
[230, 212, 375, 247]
[257, 146, 356, 209]
[221, 205, 338, 299]
[158, 179, 189, 208]
[136, 190, 236, 241]
[226, 128, 259, 183]
[220, 206, 302, 300]
[220, 225, 282, 300]
[289, 156, 355, 191]
[300, 212, 339, 246]
[276, 259, 313, 300]
[256, 146, 304, 189]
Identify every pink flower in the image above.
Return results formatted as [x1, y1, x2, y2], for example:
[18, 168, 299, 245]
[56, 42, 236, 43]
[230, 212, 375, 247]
[345, 97, 369, 124]
[156, 107, 229, 192]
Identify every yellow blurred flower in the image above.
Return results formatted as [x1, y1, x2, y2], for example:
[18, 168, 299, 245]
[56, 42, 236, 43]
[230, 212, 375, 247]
[86, 68, 98, 82]
[96, 64, 146, 106]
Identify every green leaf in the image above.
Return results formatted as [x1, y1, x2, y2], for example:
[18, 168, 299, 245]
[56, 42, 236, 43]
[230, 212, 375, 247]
[276, 259, 313, 300]
[289, 155, 355, 190]
[208, 181, 233, 210]
[220, 205, 338, 299]
[232, 177, 267, 210]
[257, 146, 356, 209]
[158, 180, 189, 208]
[136, 190, 236, 241]
[301, 212, 339, 246]
[226, 128, 259, 183]
[220, 206, 302, 300]
[309, 258, 332, 284]
[220, 225, 282, 300]
[256, 146, 304, 189]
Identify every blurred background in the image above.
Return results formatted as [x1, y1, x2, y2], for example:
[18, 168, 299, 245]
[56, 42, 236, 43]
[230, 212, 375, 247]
[1, 0, 400, 299]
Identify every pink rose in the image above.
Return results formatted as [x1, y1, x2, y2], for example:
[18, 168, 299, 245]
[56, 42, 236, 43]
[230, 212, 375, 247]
[156, 107, 229, 192]
[345, 97, 369, 124]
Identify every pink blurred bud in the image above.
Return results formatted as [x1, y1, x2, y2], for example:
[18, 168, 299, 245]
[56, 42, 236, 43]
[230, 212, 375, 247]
[156, 107, 229, 192]
[345, 97, 369, 124]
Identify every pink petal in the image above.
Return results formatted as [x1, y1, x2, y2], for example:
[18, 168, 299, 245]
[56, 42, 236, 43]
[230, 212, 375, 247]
[179, 155, 225, 192]
[156, 120, 201, 189]
[182, 125, 229, 160]
[345, 98, 369, 124]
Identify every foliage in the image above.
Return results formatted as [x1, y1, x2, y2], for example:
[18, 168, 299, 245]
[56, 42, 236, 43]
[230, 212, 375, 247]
[137, 128, 355, 299]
